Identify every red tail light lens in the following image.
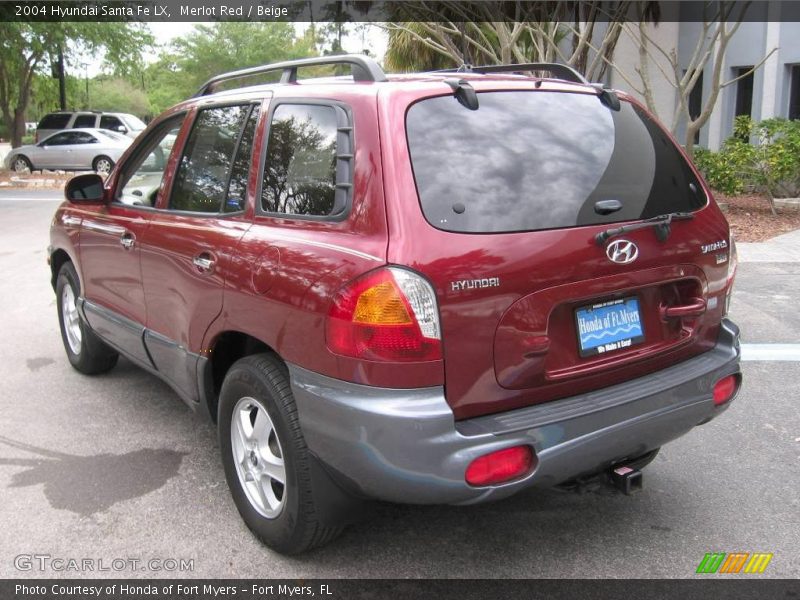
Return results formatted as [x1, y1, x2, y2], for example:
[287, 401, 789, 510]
[465, 446, 534, 487]
[326, 267, 441, 362]
[713, 374, 738, 406]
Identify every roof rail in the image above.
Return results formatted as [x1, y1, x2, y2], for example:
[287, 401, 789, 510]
[194, 54, 388, 97]
[438, 63, 589, 85]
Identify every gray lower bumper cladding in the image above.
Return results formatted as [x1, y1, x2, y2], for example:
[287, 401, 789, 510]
[289, 320, 741, 505]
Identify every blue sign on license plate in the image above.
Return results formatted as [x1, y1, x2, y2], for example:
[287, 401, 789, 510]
[575, 297, 645, 357]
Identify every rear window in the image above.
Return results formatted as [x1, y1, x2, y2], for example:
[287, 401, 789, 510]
[406, 91, 706, 234]
[37, 113, 71, 130]
[73, 114, 96, 128]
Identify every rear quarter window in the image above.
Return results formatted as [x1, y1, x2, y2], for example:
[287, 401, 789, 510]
[405, 91, 706, 234]
[37, 114, 71, 130]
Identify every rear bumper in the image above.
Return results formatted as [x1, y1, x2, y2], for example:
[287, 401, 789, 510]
[289, 319, 741, 505]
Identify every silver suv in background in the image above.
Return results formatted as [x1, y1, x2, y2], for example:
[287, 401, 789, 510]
[35, 111, 146, 143]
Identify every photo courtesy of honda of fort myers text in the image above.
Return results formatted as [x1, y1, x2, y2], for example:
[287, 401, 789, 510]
[1, 0, 799, 599]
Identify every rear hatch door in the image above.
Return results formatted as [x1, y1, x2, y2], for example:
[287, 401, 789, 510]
[390, 85, 731, 420]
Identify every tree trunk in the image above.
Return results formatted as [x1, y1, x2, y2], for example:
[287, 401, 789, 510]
[684, 127, 698, 160]
[12, 106, 25, 148]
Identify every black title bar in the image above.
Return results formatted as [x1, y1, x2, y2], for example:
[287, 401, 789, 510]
[5, 1, 800, 23]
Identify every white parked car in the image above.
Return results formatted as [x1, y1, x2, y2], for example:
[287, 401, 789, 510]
[4, 128, 132, 174]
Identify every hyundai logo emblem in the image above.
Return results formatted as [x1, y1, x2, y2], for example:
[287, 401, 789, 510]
[606, 239, 639, 264]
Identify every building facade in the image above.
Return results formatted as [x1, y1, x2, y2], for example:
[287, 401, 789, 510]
[608, 4, 800, 150]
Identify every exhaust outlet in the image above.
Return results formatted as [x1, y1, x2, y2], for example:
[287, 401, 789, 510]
[611, 465, 643, 495]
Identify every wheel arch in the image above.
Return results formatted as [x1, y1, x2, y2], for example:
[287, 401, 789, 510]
[50, 248, 75, 291]
[201, 330, 280, 422]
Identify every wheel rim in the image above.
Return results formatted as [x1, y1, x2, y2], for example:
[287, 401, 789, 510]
[13, 158, 29, 172]
[61, 284, 82, 354]
[95, 158, 112, 174]
[231, 396, 286, 519]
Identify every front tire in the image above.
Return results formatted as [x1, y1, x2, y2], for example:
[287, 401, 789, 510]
[11, 155, 32, 172]
[218, 354, 346, 554]
[56, 262, 119, 374]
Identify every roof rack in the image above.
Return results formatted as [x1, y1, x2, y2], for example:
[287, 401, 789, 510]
[194, 54, 388, 97]
[438, 62, 589, 85]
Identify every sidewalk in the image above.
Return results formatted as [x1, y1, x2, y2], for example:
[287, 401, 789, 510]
[737, 229, 800, 263]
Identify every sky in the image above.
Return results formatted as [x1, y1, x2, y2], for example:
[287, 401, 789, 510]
[144, 21, 388, 64]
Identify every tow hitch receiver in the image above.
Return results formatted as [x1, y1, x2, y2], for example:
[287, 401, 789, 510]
[611, 465, 643, 495]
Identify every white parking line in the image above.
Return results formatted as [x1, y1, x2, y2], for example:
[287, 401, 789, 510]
[741, 343, 800, 361]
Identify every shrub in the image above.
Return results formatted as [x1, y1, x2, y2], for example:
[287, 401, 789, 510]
[692, 116, 800, 214]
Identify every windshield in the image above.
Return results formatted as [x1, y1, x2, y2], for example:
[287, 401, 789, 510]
[405, 91, 706, 234]
[123, 115, 147, 131]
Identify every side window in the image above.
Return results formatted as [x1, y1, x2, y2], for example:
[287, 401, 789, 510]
[100, 115, 125, 132]
[38, 114, 71, 129]
[72, 132, 98, 144]
[73, 114, 96, 128]
[261, 104, 348, 217]
[224, 105, 260, 213]
[169, 104, 250, 213]
[43, 132, 73, 146]
[117, 115, 185, 207]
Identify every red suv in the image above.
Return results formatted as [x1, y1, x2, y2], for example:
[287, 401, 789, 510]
[49, 55, 741, 554]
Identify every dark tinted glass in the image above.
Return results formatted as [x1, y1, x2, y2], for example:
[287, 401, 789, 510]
[406, 91, 706, 234]
[73, 114, 96, 128]
[71, 132, 97, 144]
[261, 104, 337, 216]
[38, 114, 71, 129]
[169, 105, 250, 213]
[225, 105, 260, 213]
[100, 116, 124, 130]
[44, 132, 74, 146]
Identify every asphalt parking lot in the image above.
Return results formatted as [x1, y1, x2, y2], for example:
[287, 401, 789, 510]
[0, 191, 798, 578]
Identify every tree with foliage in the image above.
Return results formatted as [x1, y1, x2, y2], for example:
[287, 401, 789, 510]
[145, 23, 317, 115]
[89, 77, 149, 117]
[612, 1, 775, 156]
[383, 1, 769, 159]
[0, 23, 152, 147]
[383, 2, 660, 79]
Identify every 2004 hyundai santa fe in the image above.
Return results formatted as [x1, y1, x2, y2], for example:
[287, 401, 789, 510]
[48, 55, 742, 554]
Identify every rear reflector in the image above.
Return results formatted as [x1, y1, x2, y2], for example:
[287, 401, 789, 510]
[465, 445, 534, 487]
[713, 374, 738, 406]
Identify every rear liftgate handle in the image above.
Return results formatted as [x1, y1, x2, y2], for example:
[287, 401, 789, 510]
[660, 297, 706, 321]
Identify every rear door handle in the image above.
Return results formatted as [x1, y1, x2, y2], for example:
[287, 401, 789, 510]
[193, 252, 216, 273]
[119, 232, 135, 250]
[660, 297, 706, 320]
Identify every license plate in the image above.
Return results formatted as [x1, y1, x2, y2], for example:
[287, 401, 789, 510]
[575, 297, 645, 357]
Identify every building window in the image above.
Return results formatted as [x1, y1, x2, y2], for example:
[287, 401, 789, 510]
[734, 66, 754, 119]
[790, 65, 800, 120]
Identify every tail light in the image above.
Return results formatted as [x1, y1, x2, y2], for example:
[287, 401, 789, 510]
[326, 267, 441, 362]
[465, 446, 535, 487]
[713, 374, 739, 406]
[724, 237, 738, 316]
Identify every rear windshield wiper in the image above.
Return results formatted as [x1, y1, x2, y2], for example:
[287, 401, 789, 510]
[595, 211, 695, 246]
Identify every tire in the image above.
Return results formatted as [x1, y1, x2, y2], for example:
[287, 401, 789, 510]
[93, 155, 114, 175]
[11, 155, 32, 173]
[56, 262, 119, 375]
[218, 354, 348, 554]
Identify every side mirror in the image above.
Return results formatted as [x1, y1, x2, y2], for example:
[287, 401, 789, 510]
[65, 173, 106, 203]
[115, 125, 128, 133]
